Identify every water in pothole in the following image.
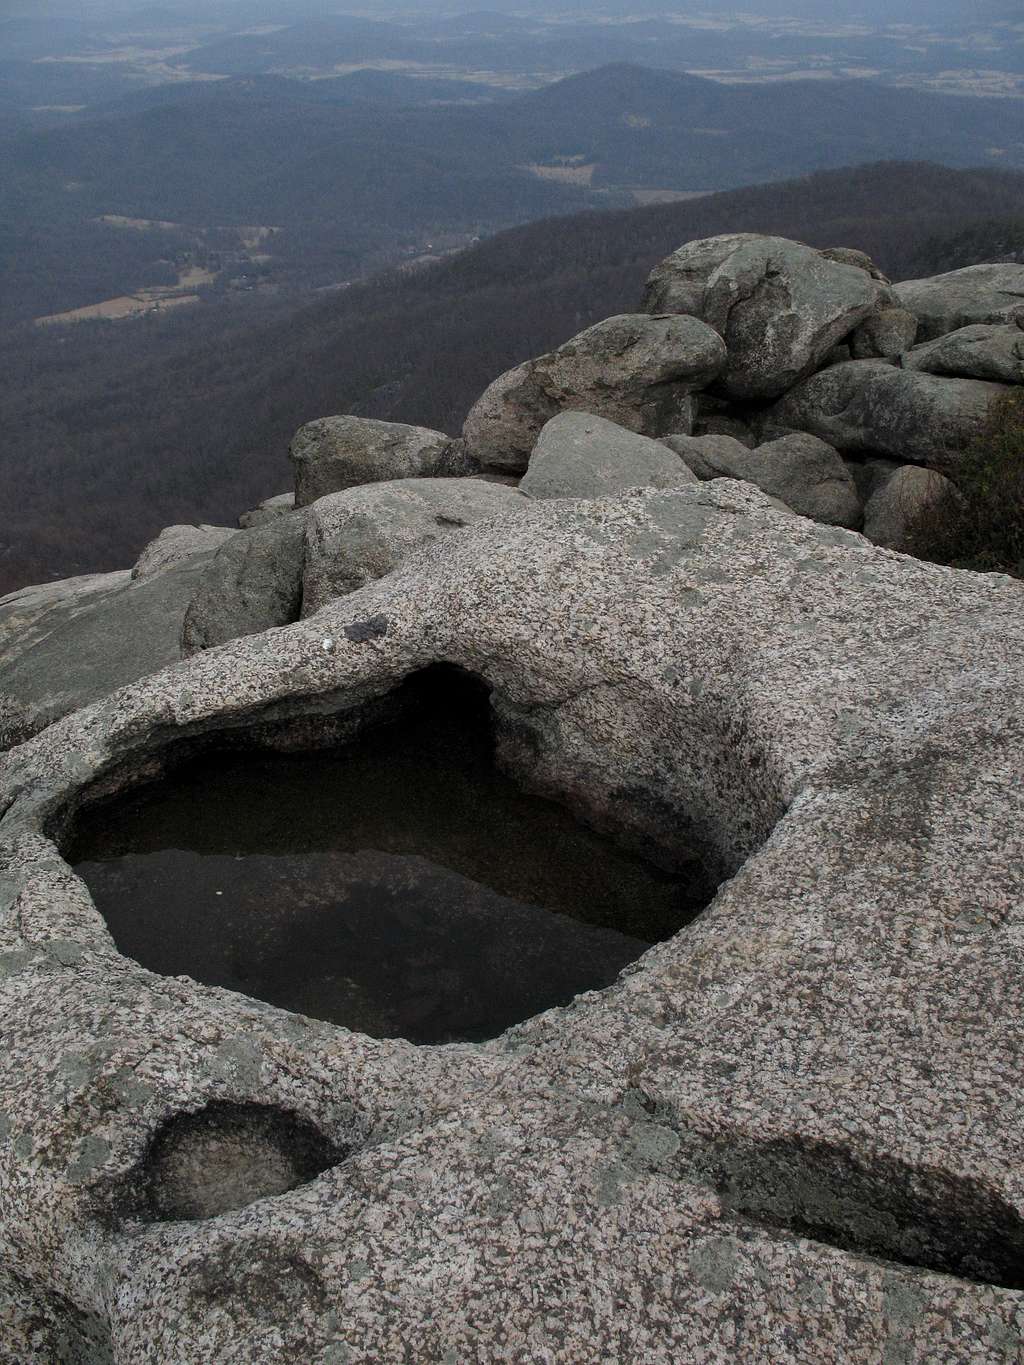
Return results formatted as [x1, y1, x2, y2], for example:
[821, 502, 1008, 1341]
[69, 669, 708, 1044]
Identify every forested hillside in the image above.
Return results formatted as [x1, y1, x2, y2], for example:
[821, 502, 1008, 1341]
[3, 161, 1023, 594]
[910, 218, 1024, 273]
[8, 63, 1024, 326]
[0, 77, 590, 327]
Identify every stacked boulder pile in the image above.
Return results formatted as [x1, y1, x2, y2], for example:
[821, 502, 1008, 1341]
[5, 236, 1022, 753]
[4, 236, 1023, 750]
[464, 235, 1022, 542]
[0, 238, 1023, 1361]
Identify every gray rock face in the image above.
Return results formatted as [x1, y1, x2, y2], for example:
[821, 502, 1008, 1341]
[662, 432, 753, 481]
[767, 359, 1012, 472]
[521, 412, 697, 501]
[700, 236, 884, 400]
[741, 433, 862, 527]
[823, 342, 853, 367]
[302, 477, 528, 615]
[665, 431, 861, 526]
[2, 483, 1024, 1360]
[895, 263, 1024, 342]
[843, 455, 901, 506]
[848, 307, 919, 360]
[290, 417, 454, 508]
[902, 323, 1024, 385]
[131, 523, 238, 580]
[862, 464, 957, 552]
[641, 232, 764, 315]
[0, 559, 210, 751]
[238, 493, 295, 529]
[0, 1267, 112, 1364]
[818, 246, 890, 282]
[462, 314, 726, 473]
[696, 413, 757, 447]
[0, 573, 130, 667]
[181, 513, 306, 654]
[428, 435, 481, 478]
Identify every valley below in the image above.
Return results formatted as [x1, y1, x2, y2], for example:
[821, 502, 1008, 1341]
[2, 2, 1024, 592]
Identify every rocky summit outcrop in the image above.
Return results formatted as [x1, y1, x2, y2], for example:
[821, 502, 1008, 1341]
[521, 411, 697, 501]
[902, 322, 1024, 385]
[2, 229, 1024, 1363]
[455, 233, 1022, 538]
[2, 482, 1024, 1361]
[302, 477, 528, 616]
[290, 416, 456, 508]
[766, 359, 1011, 473]
[664, 430, 860, 527]
[896, 262, 1024, 341]
[181, 513, 307, 655]
[462, 313, 726, 473]
[643, 233, 889, 400]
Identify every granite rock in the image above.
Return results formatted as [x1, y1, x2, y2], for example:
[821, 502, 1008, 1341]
[290, 417, 454, 508]
[0, 558, 213, 752]
[521, 412, 697, 501]
[643, 234, 888, 401]
[664, 432, 861, 527]
[662, 432, 753, 481]
[238, 494, 295, 530]
[131, 525, 238, 581]
[817, 246, 891, 282]
[1, 483, 1023, 1359]
[462, 314, 726, 473]
[862, 464, 958, 552]
[895, 263, 1024, 341]
[737, 432, 862, 527]
[181, 514, 306, 654]
[767, 359, 1012, 472]
[700, 236, 884, 401]
[695, 413, 757, 447]
[302, 477, 528, 615]
[641, 232, 765, 315]
[849, 307, 919, 360]
[901, 323, 1024, 385]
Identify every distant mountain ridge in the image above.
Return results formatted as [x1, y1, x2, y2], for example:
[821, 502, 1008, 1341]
[5, 0, 1022, 123]
[13, 62, 1024, 218]
[2, 160, 1023, 593]
[501, 64, 1024, 188]
[6, 61, 1024, 327]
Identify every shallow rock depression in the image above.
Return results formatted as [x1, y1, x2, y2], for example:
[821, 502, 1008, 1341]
[66, 667, 710, 1044]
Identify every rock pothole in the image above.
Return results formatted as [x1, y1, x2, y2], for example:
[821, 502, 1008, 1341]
[668, 1122, 1024, 1291]
[63, 666, 715, 1043]
[134, 1102, 343, 1223]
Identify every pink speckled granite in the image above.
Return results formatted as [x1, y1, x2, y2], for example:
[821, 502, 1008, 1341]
[1, 481, 1023, 1362]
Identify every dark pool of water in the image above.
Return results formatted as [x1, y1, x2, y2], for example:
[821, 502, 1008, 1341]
[69, 670, 707, 1044]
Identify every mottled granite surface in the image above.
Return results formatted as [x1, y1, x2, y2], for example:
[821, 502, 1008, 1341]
[1, 482, 1023, 1361]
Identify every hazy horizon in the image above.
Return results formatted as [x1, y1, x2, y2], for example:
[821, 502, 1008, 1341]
[0, 0, 1008, 24]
